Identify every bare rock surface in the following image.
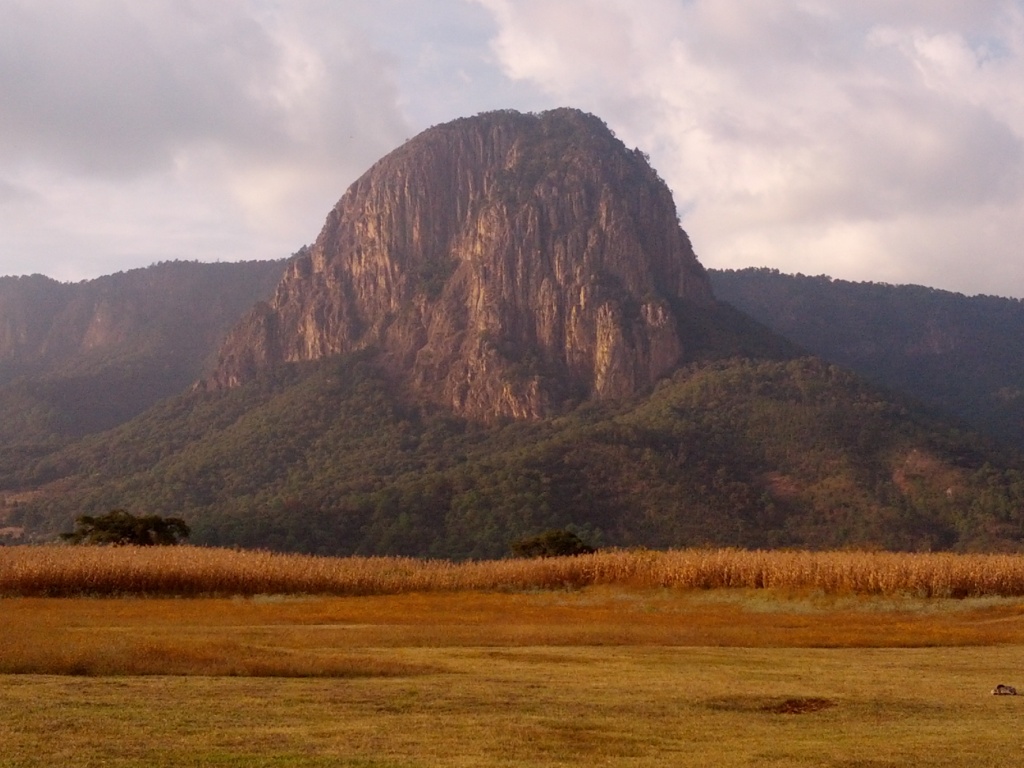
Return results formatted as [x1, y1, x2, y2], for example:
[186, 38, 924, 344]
[206, 109, 714, 420]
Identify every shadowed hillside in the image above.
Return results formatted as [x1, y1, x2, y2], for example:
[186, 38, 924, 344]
[0, 259, 287, 440]
[11, 351, 1024, 556]
[0, 259, 287, 507]
[710, 268, 1024, 450]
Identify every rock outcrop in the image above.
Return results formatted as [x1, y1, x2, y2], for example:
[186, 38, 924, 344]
[206, 109, 714, 420]
[0, 261, 285, 381]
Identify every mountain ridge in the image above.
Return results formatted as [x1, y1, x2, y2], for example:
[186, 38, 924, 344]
[710, 267, 1024, 451]
[0, 259, 285, 443]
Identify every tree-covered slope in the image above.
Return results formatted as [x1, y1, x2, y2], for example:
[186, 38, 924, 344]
[12, 351, 1024, 556]
[0, 260, 286, 451]
[710, 268, 1024, 451]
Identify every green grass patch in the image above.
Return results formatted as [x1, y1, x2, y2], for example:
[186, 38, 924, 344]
[2, 646, 1023, 766]
[3, 589, 1024, 766]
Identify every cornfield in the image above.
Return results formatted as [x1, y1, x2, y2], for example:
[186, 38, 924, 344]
[4, 545, 1024, 598]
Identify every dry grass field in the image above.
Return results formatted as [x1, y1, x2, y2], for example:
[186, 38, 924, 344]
[4, 547, 1024, 766]
[6, 544, 1024, 597]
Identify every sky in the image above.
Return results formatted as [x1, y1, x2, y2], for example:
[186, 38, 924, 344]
[3, 1, 1024, 298]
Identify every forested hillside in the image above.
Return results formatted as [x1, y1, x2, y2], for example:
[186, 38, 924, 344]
[0, 259, 286, 447]
[12, 351, 1024, 556]
[710, 268, 1024, 450]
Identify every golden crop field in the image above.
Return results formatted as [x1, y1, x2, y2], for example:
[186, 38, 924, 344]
[5, 544, 1024, 597]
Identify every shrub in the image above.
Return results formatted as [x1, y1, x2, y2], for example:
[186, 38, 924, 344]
[511, 529, 595, 558]
[60, 509, 190, 546]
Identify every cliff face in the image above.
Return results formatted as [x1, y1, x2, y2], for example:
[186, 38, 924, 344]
[208, 109, 714, 419]
[0, 262, 286, 379]
[0, 275, 73, 379]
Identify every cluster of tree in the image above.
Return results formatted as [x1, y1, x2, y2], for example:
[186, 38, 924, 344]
[10, 352, 1024, 558]
[60, 509, 190, 546]
[511, 530, 595, 558]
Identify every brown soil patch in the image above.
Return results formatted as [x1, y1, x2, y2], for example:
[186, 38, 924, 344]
[763, 697, 837, 714]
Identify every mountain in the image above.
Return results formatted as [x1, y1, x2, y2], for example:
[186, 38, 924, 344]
[205, 109, 717, 420]
[6, 110, 1024, 555]
[0, 259, 285, 448]
[710, 268, 1024, 450]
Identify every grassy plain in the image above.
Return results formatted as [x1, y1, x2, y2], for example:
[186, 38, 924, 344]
[4, 587, 1024, 766]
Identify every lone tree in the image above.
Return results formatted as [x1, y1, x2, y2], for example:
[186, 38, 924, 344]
[61, 509, 190, 546]
[510, 529, 595, 558]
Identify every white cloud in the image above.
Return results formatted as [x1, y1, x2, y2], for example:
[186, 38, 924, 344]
[474, 0, 1024, 296]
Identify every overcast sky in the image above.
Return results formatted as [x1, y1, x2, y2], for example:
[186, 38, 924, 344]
[3, 1, 1024, 297]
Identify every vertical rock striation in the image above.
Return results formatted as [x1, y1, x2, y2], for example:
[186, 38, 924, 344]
[206, 109, 714, 419]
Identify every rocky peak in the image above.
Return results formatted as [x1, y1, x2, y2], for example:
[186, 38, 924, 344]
[206, 108, 715, 420]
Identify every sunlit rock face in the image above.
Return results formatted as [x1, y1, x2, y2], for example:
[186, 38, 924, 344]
[206, 108, 714, 420]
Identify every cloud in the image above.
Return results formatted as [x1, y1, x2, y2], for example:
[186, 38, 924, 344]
[0, 177, 31, 205]
[5, 0, 1024, 297]
[0, 0, 411, 279]
[474, 0, 1024, 296]
[2, 1, 417, 171]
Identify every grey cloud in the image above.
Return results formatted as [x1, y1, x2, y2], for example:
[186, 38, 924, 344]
[0, 176, 32, 204]
[0, 1, 408, 179]
[782, 94, 1024, 226]
[1, 3, 273, 175]
[0, 0, 416, 280]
